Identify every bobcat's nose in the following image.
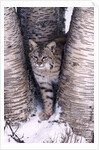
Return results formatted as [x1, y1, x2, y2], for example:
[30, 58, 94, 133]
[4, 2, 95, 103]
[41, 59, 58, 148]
[37, 62, 42, 66]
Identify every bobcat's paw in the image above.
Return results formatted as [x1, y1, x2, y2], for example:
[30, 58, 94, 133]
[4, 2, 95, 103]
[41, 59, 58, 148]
[39, 112, 51, 120]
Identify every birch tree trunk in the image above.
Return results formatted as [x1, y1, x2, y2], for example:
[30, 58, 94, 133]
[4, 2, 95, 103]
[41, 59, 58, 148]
[4, 7, 30, 123]
[58, 7, 94, 143]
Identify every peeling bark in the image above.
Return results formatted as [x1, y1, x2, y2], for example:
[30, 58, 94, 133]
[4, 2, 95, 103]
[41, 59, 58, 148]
[58, 7, 94, 143]
[17, 7, 65, 45]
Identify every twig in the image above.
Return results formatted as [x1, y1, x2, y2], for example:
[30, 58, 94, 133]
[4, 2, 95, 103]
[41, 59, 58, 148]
[6, 120, 25, 143]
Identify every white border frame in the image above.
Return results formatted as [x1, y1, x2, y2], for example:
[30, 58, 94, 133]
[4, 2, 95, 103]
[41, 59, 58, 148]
[0, 0, 99, 150]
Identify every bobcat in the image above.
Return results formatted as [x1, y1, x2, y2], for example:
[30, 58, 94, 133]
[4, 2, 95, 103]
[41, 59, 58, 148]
[29, 38, 65, 120]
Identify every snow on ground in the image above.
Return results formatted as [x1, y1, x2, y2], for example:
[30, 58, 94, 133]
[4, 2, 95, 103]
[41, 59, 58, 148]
[4, 104, 63, 143]
[4, 104, 87, 143]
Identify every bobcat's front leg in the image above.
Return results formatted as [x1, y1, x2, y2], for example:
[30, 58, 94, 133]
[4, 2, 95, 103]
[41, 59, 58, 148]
[39, 83, 53, 120]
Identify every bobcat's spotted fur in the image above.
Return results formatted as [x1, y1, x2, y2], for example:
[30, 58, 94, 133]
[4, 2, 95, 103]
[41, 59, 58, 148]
[29, 39, 65, 120]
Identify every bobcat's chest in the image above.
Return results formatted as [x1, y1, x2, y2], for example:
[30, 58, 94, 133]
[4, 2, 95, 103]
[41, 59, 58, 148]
[37, 63, 51, 70]
[34, 70, 59, 84]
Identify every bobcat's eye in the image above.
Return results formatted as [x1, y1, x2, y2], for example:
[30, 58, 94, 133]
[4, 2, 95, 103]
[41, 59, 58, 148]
[33, 56, 38, 60]
[42, 56, 47, 60]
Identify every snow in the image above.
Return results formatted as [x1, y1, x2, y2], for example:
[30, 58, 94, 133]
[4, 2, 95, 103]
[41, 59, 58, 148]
[4, 104, 87, 143]
[4, 104, 61, 143]
[65, 7, 74, 33]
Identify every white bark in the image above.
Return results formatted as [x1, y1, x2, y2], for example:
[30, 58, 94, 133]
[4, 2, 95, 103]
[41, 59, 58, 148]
[4, 7, 29, 123]
[58, 7, 94, 143]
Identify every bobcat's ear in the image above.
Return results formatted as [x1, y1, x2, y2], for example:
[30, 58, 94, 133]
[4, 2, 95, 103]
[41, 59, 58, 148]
[47, 41, 56, 53]
[29, 39, 37, 51]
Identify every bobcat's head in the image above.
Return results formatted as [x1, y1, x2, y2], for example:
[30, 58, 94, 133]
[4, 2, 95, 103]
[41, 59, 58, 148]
[29, 39, 56, 70]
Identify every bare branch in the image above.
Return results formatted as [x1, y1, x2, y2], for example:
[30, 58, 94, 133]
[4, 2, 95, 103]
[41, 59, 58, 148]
[6, 120, 25, 143]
